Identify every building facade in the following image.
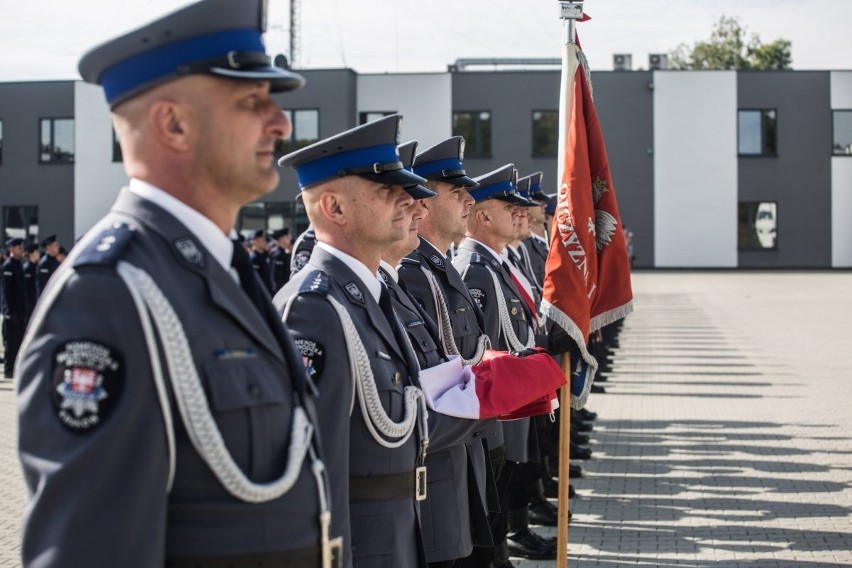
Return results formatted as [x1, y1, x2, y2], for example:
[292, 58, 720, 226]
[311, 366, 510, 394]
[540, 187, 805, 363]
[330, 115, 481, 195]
[1, 69, 850, 268]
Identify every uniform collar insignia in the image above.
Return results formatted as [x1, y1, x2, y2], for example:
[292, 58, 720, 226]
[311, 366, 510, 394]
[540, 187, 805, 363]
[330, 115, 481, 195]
[428, 254, 445, 268]
[174, 237, 205, 269]
[345, 281, 365, 304]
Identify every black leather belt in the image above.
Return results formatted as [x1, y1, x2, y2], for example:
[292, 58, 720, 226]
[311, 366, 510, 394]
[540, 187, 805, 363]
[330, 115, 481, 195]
[166, 544, 341, 568]
[349, 468, 427, 502]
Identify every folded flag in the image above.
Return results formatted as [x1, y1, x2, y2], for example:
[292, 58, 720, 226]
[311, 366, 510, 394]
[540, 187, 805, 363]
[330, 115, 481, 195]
[418, 349, 566, 420]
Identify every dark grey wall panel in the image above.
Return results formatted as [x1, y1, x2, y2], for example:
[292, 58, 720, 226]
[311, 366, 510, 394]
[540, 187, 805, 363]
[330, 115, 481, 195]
[738, 71, 832, 268]
[0, 81, 75, 246]
[270, 69, 358, 202]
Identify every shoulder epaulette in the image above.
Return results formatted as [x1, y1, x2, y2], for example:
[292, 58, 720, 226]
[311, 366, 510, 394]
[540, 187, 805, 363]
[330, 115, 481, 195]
[73, 223, 134, 269]
[469, 252, 485, 265]
[399, 257, 421, 267]
[298, 269, 329, 297]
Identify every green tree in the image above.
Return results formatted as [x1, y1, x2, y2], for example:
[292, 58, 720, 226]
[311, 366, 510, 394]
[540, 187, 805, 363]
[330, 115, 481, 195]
[669, 16, 792, 70]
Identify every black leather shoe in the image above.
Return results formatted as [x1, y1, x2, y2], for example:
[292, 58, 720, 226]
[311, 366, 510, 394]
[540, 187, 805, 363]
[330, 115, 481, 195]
[528, 500, 559, 527]
[570, 418, 593, 432]
[528, 528, 558, 547]
[576, 408, 598, 421]
[569, 464, 583, 478]
[590, 384, 606, 394]
[507, 528, 556, 560]
[571, 431, 590, 445]
[571, 443, 593, 460]
[543, 478, 576, 499]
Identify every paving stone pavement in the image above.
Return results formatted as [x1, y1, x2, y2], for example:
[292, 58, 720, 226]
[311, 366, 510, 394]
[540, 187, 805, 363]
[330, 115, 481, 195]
[2, 271, 852, 567]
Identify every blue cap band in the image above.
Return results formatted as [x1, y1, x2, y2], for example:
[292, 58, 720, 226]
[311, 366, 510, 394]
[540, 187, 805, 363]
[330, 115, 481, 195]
[100, 28, 264, 105]
[414, 157, 464, 178]
[530, 183, 543, 194]
[294, 144, 399, 188]
[470, 180, 515, 202]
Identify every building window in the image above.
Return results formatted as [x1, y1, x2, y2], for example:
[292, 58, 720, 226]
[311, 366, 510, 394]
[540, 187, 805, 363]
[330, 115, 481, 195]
[237, 201, 309, 241]
[453, 111, 492, 159]
[40, 118, 75, 163]
[112, 128, 123, 162]
[833, 110, 852, 156]
[3, 206, 39, 245]
[738, 201, 777, 250]
[359, 111, 396, 125]
[738, 109, 776, 156]
[275, 109, 319, 157]
[532, 110, 558, 158]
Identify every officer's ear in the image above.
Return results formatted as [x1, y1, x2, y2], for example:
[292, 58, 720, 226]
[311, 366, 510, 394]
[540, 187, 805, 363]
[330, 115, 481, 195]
[318, 191, 346, 226]
[148, 99, 193, 152]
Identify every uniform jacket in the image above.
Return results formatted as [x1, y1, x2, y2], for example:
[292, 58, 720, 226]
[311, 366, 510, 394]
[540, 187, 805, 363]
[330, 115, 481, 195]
[276, 246, 427, 568]
[17, 189, 330, 566]
[452, 238, 536, 464]
[250, 249, 274, 293]
[379, 266, 493, 561]
[35, 253, 60, 298]
[523, 235, 548, 290]
[398, 237, 500, 511]
[1, 257, 26, 321]
[22, 259, 38, 321]
[269, 246, 291, 293]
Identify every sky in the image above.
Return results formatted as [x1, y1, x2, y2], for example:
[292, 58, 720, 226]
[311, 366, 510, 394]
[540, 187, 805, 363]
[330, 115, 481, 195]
[0, 0, 850, 82]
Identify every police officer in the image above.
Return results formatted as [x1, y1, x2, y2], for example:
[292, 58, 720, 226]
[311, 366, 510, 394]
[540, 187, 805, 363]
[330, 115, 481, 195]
[453, 164, 554, 565]
[274, 115, 435, 567]
[381, 141, 494, 567]
[16, 1, 339, 566]
[521, 172, 550, 289]
[269, 228, 292, 293]
[399, 136, 500, 567]
[22, 243, 41, 323]
[1, 238, 26, 378]
[249, 229, 274, 293]
[35, 234, 60, 298]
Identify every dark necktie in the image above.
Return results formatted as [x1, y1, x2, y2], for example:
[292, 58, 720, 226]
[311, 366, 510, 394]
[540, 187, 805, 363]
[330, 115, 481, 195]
[231, 240, 271, 316]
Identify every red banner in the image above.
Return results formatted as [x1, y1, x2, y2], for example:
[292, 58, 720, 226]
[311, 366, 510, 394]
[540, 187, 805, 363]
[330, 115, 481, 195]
[542, 41, 634, 409]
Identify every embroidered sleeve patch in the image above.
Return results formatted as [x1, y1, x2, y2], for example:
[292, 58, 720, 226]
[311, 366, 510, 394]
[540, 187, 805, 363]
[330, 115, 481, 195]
[50, 340, 123, 433]
[468, 288, 486, 310]
[293, 250, 312, 271]
[295, 338, 325, 383]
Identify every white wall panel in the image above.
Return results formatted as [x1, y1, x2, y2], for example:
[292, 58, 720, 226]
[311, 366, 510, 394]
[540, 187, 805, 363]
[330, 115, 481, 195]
[653, 71, 738, 267]
[357, 73, 451, 149]
[74, 82, 129, 239]
[832, 71, 852, 267]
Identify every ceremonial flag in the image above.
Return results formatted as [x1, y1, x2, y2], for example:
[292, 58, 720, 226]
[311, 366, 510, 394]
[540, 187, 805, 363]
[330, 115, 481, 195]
[541, 39, 634, 410]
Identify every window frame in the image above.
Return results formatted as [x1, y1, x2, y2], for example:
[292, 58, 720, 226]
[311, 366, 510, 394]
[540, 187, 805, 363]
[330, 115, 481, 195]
[832, 109, 852, 157]
[737, 108, 777, 158]
[39, 117, 75, 164]
[452, 110, 492, 159]
[359, 111, 396, 125]
[275, 108, 320, 158]
[531, 109, 559, 158]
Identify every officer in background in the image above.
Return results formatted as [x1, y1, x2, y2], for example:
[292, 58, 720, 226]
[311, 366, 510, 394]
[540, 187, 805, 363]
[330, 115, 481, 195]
[290, 224, 317, 278]
[35, 235, 61, 298]
[269, 228, 292, 293]
[22, 243, 41, 323]
[248, 229, 274, 293]
[16, 1, 339, 566]
[274, 115, 435, 567]
[1, 238, 26, 379]
[522, 172, 549, 289]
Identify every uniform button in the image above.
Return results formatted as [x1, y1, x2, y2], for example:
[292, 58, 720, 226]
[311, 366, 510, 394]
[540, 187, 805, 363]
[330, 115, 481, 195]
[511, 307, 518, 315]
[393, 372, 402, 385]
[248, 384, 262, 397]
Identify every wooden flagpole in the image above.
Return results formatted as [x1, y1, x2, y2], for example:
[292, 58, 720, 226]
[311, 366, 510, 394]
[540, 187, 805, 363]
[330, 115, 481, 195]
[556, 353, 572, 567]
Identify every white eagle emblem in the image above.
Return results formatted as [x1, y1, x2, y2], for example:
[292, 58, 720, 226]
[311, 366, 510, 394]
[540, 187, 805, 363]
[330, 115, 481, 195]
[595, 210, 618, 250]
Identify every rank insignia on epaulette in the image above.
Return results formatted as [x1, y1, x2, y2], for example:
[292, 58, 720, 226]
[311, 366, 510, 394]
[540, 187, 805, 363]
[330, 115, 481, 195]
[50, 340, 123, 433]
[428, 254, 445, 268]
[345, 282, 365, 304]
[74, 223, 134, 269]
[300, 270, 329, 296]
[470, 252, 482, 264]
[174, 237, 205, 269]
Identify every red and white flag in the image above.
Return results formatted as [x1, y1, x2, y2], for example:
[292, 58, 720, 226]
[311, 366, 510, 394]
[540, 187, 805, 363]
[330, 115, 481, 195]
[541, 40, 634, 410]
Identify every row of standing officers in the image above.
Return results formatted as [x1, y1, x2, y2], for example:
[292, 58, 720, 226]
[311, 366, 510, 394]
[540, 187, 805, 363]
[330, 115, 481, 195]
[14, 1, 570, 567]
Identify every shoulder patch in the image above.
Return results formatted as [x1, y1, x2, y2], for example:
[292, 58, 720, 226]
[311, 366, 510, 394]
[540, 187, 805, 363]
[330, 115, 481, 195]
[294, 338, 325, 383]
[73, 223, 134, 269]
[292, 249, 312, 273]
[298, 270, 329, 297]
[50, 340, 124, 433]
[468, 287, 486, 310]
